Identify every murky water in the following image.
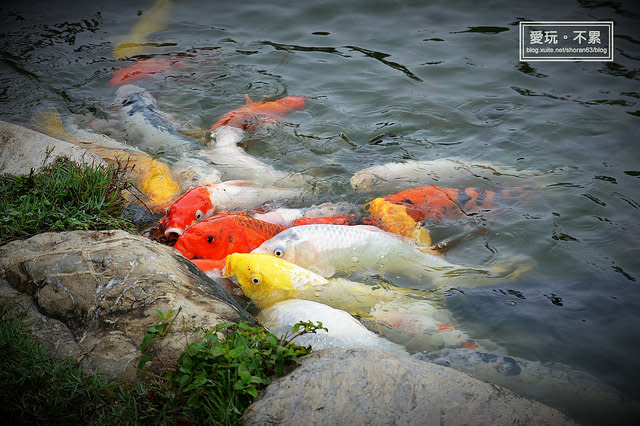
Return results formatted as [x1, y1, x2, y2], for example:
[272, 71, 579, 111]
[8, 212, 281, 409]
[1, 0, 639, 423]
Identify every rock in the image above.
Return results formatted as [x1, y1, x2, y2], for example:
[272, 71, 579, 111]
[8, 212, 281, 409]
[0, 120, 105, 175]
[0, 230, 251, 379]
[242, 348, 576, 426]
[416, 348, 640, 426]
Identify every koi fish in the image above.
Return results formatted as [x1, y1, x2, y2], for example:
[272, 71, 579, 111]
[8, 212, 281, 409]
[162, 180, 301, 238]
[224, 253, 476, 351]
[204, 125, 309, 187]
[252, 224, 526, 288]
[31, 108, 181, 211]
[210, 95, 306, 131]
[351, 158, 546, 193]
[258, 299, 406, 354]
[366, 197, 432, 246]
[383, 184, 524, 222]
[110, 58, 172, 85]
[113, 84, 193, 157]
[292, 214, 360, 226]
[173, 214, 285, 261]
[252, 202, 359, 227]
[113, 0, 173, 59]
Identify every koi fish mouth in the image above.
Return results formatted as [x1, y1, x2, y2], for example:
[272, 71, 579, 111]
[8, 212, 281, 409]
[164, 227, 184, 239]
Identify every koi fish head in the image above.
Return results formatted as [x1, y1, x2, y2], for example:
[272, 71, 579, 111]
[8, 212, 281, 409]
[271, 95, 306, 112]
[113, 84, 156, 109]
[172, 215, 259, 260]
[162, 185, 214, 239]
[250, 229, 301, 265]
[173, 217, 226, 259]
[224, 253, 318, 308]
[349, 170, 382, 192]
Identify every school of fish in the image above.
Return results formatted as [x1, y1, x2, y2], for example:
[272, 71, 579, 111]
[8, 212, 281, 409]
[24, 1, 621, 415]
[66, 0, 543, 356]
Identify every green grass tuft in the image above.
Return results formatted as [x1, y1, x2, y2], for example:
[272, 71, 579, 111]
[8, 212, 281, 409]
[0, 155, 136, 245]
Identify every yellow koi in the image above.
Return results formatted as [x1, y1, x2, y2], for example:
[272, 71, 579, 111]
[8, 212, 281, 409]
[32, 108, 181, 211]
[113, 0, 173, 59]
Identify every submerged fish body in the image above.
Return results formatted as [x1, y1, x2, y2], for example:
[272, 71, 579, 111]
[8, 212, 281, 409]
[251, 224, 473, 286]
[113, 0, 173, 59]
[162, 180, 301, 238]
[258, 299, 406, 354]
[210, 95, 306, 131]
[173, 214, 285, 261]
[204, 125, 308, 186]
[32, 108, 181, 211]
[383, 184, 525, 222]
[224, 253, 475, 351]
[114, 84, 192, 156]
[351, 158, 545, 193]
[110, 58, 173, 85]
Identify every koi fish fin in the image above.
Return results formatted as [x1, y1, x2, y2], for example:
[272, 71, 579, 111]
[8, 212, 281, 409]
[31, 108, 77, 143]
[113, 0, 173, 59]
[245, 94, 255, 105]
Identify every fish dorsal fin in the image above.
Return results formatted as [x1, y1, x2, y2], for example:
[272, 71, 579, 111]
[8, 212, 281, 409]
[32, 108, 77, 143]
[244, 94, 255, 105]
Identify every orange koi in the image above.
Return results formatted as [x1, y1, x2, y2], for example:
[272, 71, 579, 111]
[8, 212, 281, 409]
[383, 185, 521, 222]
[210, 95, 306, 131]
[109, 58, 172, 85]
[173, 214, 286, 261]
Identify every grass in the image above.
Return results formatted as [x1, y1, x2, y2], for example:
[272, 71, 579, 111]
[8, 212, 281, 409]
[0, 154, 136, 245]
[0, 303, 321, 425]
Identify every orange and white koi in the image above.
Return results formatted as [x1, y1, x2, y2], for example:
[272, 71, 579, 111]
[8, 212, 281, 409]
[162, 180, 301, 238]
[210, 95, 306, 131]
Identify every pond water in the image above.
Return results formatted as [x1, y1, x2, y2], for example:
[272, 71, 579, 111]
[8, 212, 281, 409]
[1, 0, 639, 423]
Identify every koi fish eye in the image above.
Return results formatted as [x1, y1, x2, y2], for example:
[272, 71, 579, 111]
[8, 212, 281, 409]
[250, 275, 261, 285]
[207, 235, 214, 243]
[195, 209, 203, 220]
[273, 247, 285, 257]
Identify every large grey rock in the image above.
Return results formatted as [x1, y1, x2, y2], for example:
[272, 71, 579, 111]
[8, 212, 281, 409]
[0, 120, 104, 175]
[243, 348, 576, 425]
[0, 230, 250, 379]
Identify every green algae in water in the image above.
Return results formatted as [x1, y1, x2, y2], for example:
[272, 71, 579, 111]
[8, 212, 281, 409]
[0, 156, 136, 244]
